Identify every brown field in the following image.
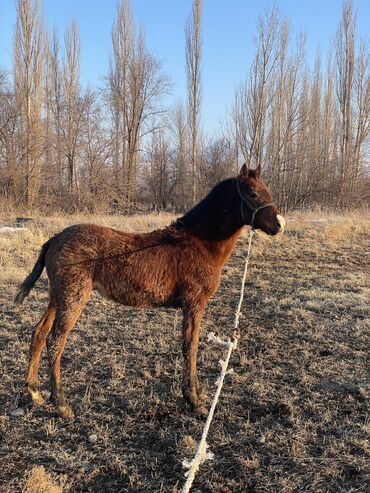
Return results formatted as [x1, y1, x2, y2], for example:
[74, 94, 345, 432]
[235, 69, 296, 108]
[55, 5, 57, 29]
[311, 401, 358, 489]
[0, 212, 369, 493]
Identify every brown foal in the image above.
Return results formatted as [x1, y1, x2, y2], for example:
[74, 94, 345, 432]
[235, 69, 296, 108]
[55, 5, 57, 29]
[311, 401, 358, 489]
[15, 164, 284, 418]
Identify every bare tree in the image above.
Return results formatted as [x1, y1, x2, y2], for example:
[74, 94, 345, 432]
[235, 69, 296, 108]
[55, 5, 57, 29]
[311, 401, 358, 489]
[0, 71, 20, 202]
[14, 0, 44, 207]
[351, 40, 370, 196]
[318, 49, 337, 206]
[201, 138, 234, 189]
[146, 128, 174, 210]
[169, 101, 189, 210]
[79, 89, 112, 211]
[48, 29, 64, 194]
[265, 24, 305, 209]
[185, 0, 202, 204]
[42, 31, 52, 200]
[61, 20, 82, 192]
[333, 0, 370, 207]
[109, 0, 134, 197]
[232, 7, 281, 171]
[335, 0, 356, 207]
[110, 0, 170, 212]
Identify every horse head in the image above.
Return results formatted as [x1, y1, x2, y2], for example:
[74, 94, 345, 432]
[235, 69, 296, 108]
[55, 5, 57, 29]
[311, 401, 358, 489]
[237, 163, 285, 236]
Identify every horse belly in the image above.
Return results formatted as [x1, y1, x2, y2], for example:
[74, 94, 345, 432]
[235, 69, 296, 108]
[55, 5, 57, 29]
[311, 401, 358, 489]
[93, 277, 176, 308]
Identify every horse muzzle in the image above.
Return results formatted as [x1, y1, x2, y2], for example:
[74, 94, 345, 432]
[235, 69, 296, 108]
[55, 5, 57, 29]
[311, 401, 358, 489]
[277, 215, 286, 234]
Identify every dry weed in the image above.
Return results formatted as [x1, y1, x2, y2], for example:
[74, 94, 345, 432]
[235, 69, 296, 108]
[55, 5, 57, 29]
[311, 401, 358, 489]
[22, 466, 66, 493]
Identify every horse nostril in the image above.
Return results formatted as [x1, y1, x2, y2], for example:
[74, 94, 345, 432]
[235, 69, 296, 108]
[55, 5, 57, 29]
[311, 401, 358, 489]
[277, 214, 286, 233]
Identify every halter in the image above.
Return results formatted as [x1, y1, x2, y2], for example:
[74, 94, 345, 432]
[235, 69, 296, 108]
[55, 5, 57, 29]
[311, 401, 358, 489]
[235, 178, 274, 228]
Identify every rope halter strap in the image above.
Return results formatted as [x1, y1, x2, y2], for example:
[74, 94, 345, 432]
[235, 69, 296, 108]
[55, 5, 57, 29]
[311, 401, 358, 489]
[235, 178, 274, 228]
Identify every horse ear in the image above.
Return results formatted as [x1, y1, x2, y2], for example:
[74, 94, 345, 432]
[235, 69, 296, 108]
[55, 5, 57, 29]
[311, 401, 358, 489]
[239, 163, 249, 179]
[256, 164, 261, 178]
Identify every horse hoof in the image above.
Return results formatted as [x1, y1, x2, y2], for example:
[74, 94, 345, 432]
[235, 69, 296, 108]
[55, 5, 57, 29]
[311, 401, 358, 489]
[33, 395, 46, 407]
[29, 390, 46, 407]
[57, 405, 75, 420]
[195, 404, 208, 416]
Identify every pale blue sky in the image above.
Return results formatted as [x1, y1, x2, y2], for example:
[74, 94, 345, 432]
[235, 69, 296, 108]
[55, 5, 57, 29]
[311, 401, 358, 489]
[1, 1, 369, 132]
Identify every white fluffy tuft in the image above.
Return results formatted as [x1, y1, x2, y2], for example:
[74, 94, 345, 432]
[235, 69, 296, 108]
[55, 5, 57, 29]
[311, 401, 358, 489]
[277, 214, 286, 234]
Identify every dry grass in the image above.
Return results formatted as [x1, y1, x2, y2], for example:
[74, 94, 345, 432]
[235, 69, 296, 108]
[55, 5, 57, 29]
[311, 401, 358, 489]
[0, 211, 369, 492]
[22, 466, 66, 493]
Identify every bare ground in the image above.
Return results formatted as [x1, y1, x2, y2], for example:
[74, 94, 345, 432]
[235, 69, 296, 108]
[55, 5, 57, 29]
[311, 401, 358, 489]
[0, 213, 369, 492]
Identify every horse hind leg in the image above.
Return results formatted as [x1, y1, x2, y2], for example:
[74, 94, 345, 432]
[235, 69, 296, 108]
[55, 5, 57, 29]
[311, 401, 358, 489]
[181, 302, 208, 415]
[47, 283, 92, 419]
[26, 302, 56, 406]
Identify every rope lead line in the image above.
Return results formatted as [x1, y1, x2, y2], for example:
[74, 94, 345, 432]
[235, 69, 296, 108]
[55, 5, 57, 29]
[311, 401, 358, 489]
[234, 228, 254, 338]
[181, 228, 255, 493]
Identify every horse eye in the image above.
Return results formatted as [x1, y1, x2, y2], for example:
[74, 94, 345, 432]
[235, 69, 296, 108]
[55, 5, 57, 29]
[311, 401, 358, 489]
[249, 191, 257, 199]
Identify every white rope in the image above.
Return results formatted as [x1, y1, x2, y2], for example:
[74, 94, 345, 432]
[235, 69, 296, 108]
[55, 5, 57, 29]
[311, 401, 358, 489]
[233, 228, 254, 337]
[181, 228, 255, 493]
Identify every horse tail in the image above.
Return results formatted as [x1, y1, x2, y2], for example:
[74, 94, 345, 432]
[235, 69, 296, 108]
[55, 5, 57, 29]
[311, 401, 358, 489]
[14, 239, 51, 304]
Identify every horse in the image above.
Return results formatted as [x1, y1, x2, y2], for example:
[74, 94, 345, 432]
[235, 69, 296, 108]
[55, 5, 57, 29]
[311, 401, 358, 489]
[15, 164, 285, 418]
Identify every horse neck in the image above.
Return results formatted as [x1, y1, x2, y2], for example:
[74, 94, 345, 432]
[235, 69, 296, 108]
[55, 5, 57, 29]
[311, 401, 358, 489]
[202, 228, 243, 266]
[177, 179, 244, 263]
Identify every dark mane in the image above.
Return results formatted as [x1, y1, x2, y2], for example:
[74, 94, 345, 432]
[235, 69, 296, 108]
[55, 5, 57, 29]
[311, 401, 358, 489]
[173, 178, 240, 240]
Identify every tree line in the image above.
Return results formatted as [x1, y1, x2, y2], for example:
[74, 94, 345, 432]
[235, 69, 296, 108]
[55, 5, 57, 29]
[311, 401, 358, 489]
[0, 0, 369, 213]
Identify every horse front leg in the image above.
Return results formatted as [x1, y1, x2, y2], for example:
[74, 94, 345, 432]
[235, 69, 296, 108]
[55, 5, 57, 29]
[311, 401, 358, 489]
[181, 303, 207, 415]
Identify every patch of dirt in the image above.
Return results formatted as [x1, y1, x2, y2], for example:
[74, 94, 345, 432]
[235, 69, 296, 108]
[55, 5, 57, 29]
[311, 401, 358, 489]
[0, 216, 369, 492]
